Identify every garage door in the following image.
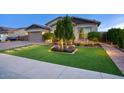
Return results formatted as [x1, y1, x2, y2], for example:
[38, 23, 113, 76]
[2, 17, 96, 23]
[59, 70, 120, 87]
[28, 32, 42, 42]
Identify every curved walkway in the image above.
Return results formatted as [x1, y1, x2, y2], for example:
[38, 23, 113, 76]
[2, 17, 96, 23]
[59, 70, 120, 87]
[101, 43, 124, 75]
[0, 53, 123, 79]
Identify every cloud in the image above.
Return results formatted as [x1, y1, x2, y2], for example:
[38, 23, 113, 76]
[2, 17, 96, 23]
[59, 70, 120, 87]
[100, 22, 124, 31]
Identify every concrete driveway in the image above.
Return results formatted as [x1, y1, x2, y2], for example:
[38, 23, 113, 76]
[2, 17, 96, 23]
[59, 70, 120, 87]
[0, 53, 124, 79]
[0, 41, 32, 50]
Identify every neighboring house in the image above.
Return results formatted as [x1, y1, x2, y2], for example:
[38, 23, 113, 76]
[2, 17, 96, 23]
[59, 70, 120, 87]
[0, 26, 27, 41]
[0, 24, 51, 42]
[0, 26, 14, 41]
[0, 33, 8, 42]
[25, 24, 51, 42]
[7, 27, 28, 38]
[46, 16, 101, 41]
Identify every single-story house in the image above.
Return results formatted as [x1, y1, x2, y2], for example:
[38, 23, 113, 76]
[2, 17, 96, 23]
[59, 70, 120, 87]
[0, 26, 28, 41]
[45, 16, 101, 41]
[25, 24, 51, 42]
[0, 31, 8, 42]
[1, 16, 101, 43]
[0, 26, 12, 41]
[7, 27, 28, 38]
[7, 27, 28, 41]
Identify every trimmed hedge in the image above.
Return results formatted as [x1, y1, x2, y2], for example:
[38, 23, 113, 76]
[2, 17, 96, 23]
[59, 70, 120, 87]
[107, 28, 124, 49]
[88, 32, 101, 42]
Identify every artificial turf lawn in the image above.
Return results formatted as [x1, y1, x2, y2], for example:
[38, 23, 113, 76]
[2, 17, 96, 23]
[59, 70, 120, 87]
[3, 45, 123, 76]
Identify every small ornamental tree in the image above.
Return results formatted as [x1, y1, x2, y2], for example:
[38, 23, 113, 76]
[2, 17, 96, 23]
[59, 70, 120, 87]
[63, 15, 74, 46]
[54, 15, 75, 50]
[54, 20, 65, 49]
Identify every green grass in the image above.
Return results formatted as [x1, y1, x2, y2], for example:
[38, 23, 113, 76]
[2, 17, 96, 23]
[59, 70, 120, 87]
[2, 45, 123, 76]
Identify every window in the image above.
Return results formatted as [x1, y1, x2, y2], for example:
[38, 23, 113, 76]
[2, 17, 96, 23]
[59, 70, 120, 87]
[83, 27, 91, 33]
[78, 27, 92, 38]
[78, 27, 92, 32]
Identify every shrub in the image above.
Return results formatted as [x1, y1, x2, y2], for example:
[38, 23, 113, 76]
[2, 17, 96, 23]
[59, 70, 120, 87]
[107, 28, 121, 44]
[88, 32, 101, 42]
[51, 45, 76, 53]
[42, 32, 54, 40]
[107, 28, 124, 49]
[117, 29, 124, 48]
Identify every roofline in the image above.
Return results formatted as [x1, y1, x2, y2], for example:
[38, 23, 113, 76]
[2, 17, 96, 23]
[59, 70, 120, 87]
[45, 17, 63, 25]
[45, 16, 101, 26]
[71, 16, 101, 26]
[25, 24, 51, 31]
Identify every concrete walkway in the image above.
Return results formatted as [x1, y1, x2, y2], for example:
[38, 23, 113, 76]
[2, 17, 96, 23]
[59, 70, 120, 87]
[0, 53, 123, 79]
[101, 43, 124, 75]
[0, 41, 32, 50]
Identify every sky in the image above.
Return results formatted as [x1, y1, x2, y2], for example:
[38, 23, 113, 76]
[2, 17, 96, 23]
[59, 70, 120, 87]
[0, 14, 124, 31]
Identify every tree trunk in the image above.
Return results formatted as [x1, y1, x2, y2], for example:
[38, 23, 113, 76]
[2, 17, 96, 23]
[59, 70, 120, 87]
[64, 40, 68, 49]
[60, 39, 64, 50]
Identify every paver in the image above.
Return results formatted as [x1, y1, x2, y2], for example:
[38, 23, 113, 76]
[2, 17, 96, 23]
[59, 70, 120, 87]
[0, 53, 124, 79]
[101, 43, 124, 75]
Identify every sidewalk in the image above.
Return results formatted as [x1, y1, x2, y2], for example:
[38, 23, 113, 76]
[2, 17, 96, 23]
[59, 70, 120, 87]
[0, 53, 123, 79]
[0, 41, 32, 50]
[101, 43, 124, 75]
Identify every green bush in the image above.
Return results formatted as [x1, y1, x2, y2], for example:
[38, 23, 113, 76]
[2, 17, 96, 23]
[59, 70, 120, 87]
[107, 28, 124, 49]
[117, 29, 124, 48]
[88, 32, 101, 42]
[42, 32, 54, 40]
[107, 28, 121, 44]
